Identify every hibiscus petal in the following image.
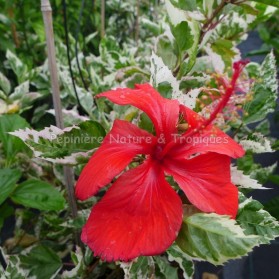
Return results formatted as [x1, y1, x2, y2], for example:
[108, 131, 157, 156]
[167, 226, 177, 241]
[97, 83, 180, 143]
[163, 153, 238, 218]
[75, 120, 156, 200]
[170, 105, 245, 159]
[81, 159, 183, 262]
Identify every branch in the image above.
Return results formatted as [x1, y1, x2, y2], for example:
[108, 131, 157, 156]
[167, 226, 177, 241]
[173, 0, 230, 77]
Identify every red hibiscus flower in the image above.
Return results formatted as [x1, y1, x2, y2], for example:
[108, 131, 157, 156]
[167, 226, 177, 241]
[75, 63, 246, 262]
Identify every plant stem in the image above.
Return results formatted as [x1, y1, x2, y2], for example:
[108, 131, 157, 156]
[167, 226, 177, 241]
[40, 0, 80, 245]
[202, 0, 228, 34]
[101, 0, 105, 38]
[135, 0, 140, 45]
[8, 5, 20, 48]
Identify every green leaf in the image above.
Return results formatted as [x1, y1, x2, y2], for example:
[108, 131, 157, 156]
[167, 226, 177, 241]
[139, 113, 154, 134]
[254, 119, 270, 135]
[31, 21, 46, 42]
[157, 81, 173, 99]
[11, 179, 65, 211]
[239, 132, 273, 153]
[121, 257, 150, 279]
[9, 81, 30, 100]
[264, 196, 279, 220]
[172, 21, 193, 52]
[0, 202, 14, 231]
[176, 213, 259, 265]
[269, 175, 279, 185]
[156, 35, 178, 70]
[6, 50, 28, 83]
[244, 51, 278, 124]
[10, 121, 106, 165]
[204, 3, 275, 46]
[20, 245, 62, 279]
[141, 18, 160, 36]
[272, 139, 279, 151]
[211, 39, 238, 69]
[0, 114, 30, 159]
[179, 21, 200, 77]
[169, 0, 197, 11]
[61, 248, 84, 278]
[250, 163, 277, 184]
[0, 168, 21, 205]
[236, 152, 277, 184]
[251, 0, 279, 8]
[167, 244, 194, 278]
[1, 253, 27, 279]
[154, 256, 178, 279]
[237, 194, 279, 244]
[0, 71, 11, 95]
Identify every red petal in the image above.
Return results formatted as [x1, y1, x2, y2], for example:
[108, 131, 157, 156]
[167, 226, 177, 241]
[97, 84, 179, 143]
[163, 153, 238, 218]
[171, 105, 245, 159]
[81, 159, 183, 262]
[75, 120, 156, 200]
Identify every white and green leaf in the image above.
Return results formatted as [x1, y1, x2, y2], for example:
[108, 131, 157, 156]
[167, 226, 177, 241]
[6, 50, 28, 83]
[240, 133, 274, 154]
[244, 51, 278, 124]
[120, 257, 150, 279]
[19, 245, 62, 279]
[0, 71, 11, 95]
[237, 194, 279, 244]
[9, 121, 105, 165]
[176, 213, 259, 265]
[167, 244, 194, 279]
[61, 247, 84, 278]
[231, 166, 268, 190]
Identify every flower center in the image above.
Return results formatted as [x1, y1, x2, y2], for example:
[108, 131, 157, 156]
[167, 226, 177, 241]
[152, 144, 164, 161]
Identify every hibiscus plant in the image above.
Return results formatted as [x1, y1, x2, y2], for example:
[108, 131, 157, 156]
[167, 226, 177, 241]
[1, 0, 279, 278]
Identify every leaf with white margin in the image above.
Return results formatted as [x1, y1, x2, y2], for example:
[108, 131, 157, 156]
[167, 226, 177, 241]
[150, 52, 181, 93]
[0, 248, 26, 279]
[9, 121, 105, 165]
[167, 0, 205, 20]
[150, 52, 199, 109]
[155, 34, 178, 70]
[237, 193, 279, 244]
[205, 39, 241, 73]
[47, 108, 89, 127]
[60, 70, 94, 115]
[167, 244, 194, 279]
[250, 163, 277, 185]
[244, 51, 278, 124]
[9, 81, 29, 100]
[120, 257, 150, 279]
[240, 134, 274, 154]
[0, 71, 11, 95]
[20, 245, 62, 279]
[165, 0, 201, 76]
[176, 213, 259, 265]
[6, 50, 28, 83]
[61, 247, 83, 279]
[231, 166, 268, 190]
[251, 0, 279, 8]
[154, 256, 179, 278]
